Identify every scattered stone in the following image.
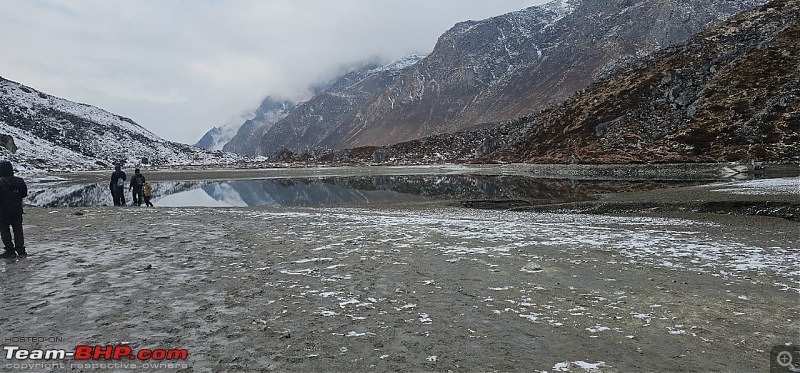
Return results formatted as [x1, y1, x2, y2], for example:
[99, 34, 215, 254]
[521, 262, 543, 273]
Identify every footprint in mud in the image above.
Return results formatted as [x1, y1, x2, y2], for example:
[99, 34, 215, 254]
[28, 300, 48, 310]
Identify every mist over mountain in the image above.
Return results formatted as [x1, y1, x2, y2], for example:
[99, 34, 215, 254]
[4, 0, 790, 171]
[255, 55, 425, 157]
[198, 0, 768, 160]
[221, 97, 296, 156]
[312, 0, 768, 151]
[195, 126, 232, 152]
[322, 0, 798, 165]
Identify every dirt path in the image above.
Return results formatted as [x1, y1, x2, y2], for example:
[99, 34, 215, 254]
[1, 187, 797, 372]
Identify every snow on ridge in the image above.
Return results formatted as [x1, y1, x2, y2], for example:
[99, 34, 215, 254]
[444, 0, 576, 44]
[369, 54, 426, 74]
[196, 125, 240, 151]
[540, 0, 576, 17]
[0, 78, 158, 140]
[0, 76, 242, 172]
[505, 0, 576, 25]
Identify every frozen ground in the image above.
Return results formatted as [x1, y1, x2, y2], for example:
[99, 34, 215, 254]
[0, 171, 797, 372]
[710, 177, 799, 195]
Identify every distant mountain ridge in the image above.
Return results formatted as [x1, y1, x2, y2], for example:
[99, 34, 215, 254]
[200, 0, 767, 158]
[10, 0, 773, 169]
[315, 0, 769, 150]
[195, 97, 295, 154]
[486, 0, 799, 163]
[195, 125, 231, 151]
[0, 76, 239, 171]
[320, 0, 798, 165]
[222, 97, 295, 156]
[255, 55, 425, 157]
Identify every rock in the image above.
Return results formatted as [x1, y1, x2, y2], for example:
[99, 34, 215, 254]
[521, 262, 543, 273]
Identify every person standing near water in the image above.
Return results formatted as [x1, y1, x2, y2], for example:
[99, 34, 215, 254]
[0, 161, 28, 258]
[109, 165, 126, 206]
[142, 181, 154, 207]
[129, 168, 146, 206]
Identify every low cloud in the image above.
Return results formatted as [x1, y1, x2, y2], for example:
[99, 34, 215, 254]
[0, 0, 547, 144]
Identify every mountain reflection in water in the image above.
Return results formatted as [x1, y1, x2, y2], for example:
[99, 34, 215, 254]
[27, 175, 688, 208]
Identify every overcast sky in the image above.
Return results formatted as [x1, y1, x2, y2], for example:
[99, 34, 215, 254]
[0, 0, 550, 144]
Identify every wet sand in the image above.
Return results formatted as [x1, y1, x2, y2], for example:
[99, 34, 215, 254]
[1, 171, 798, 372]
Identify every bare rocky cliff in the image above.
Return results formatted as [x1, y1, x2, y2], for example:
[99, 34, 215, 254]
[316, 0, 798, 165]
[256, 56, 424, 157]
[316, 0, 767, 150]
[222, 96, 294, 156]
[486, 0, 799, 163]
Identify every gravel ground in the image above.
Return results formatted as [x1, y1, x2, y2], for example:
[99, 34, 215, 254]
[1, 166, 798, 372]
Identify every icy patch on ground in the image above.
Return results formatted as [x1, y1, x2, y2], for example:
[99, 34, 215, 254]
[248, 208, 799, 292]
[239, 206, 798, 346]
[711, 177, 799, 195]
[553, 360, 608, 372]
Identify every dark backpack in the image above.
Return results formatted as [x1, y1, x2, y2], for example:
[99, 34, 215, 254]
[134, 174, 145, 187]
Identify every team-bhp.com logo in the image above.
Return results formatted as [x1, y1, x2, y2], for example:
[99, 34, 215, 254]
[773, 346, 800, 373]
[4, 345, 189, 370]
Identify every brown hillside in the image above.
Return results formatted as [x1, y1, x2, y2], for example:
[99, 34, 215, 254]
[486, 0, 799, 164]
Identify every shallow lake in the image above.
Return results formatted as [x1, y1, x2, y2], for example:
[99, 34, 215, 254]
[27, 174, 697, 208]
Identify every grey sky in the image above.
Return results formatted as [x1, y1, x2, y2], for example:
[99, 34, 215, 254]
[0, 0, 549, 144]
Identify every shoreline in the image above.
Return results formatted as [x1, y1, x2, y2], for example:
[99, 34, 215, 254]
[33, 161, 800, 184]
[462, 177, 800, 221]
[3, 195, 797, 372]
[2, 165, 797, 372]
[27, 163, 800, 221]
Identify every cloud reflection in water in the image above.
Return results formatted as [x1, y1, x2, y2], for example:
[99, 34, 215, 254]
[27, 174, 686, 208]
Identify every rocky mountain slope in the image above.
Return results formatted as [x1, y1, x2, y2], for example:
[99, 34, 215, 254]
[255, 55, 425, 157]
[486, 0, 799, 163]
[195, 125, 233, 152]
[316, 0, 798, 165]
[0, 76, 240, 172]
[196, 97, 295, 155]
[221, 97, 295, 156]
[314, 0, 768, 150]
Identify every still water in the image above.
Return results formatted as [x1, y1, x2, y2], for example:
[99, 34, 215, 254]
[27, 174, 691, 208]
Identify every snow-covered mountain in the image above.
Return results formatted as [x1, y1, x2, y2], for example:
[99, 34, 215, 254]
[0, 76, 240, 172]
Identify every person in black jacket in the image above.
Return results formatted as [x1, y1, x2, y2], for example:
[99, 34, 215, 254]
[129, 168, 145, 206]
[0, 161, 28, 258]
[109, 165, 126, 206]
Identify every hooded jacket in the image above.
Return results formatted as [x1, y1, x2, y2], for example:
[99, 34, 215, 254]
[0, 161, 28, 218]
[110, 166, 126, 190]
